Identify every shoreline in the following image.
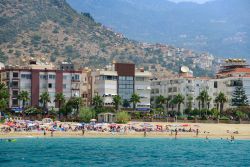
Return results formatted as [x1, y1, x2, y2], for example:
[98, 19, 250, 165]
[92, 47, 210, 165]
[1, 131, 250, 140]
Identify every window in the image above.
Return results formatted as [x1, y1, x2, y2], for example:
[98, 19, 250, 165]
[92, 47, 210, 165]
[63, 84, 67, 89]
[21, 74, 31, 79]
[214, 81, 218, 88]
[48, 83, 52, 88]
[136, 77, 144, 81]
[63, 75, 68, 80]
[12, 90, 18, 97]
[12, 99, 18, 106]
[12, 81, 19, 88]
[49, 75, 55, 79]
[118, 76, 134, 100]
[13, 72, 19, 78]
[40, 75, 48, 80]
[72, 75, 80, 81]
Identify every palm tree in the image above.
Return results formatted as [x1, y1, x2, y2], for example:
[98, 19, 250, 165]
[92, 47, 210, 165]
[72, 97, 82, 116]
[196, 96, 202, 111]
[215, 92, 227, 116]
[187, 95, 193, 110]
[113, 95, 122, 112]
[92, 94, 103, 109]
[39, 92, 51, 115]
[156, 95, 165, 108]
[173, 94, 185, 115]
[0, 98, 8, 113]
[197, 90, 210, 109]
[54, 93, 65, 120]
[165, 96, 171, 116]
[18, 91, 29, 109]
[54, 93, 65, 109]
[130, 93, 141, 111]
[0, 83, 9, 111]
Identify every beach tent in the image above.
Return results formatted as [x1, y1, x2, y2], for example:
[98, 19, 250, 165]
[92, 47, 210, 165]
[98, 113, 116, 123]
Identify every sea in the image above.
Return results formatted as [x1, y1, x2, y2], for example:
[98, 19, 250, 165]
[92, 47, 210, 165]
[0, 138, 250, 167]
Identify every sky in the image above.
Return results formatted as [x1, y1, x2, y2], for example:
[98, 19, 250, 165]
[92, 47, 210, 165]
[169, 0, 215, 4]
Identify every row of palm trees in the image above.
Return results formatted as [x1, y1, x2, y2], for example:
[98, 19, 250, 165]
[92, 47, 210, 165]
[92, 93, 141, 112]
[17, 91, 66, 111]
[155, 94, 185, 116]
[155, 90, 228, 117]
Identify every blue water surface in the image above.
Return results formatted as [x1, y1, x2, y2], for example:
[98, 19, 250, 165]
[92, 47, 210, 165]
[0, 138, 250, 167]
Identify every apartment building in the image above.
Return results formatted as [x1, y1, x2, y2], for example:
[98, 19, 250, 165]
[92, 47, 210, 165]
[91, 62, 152, 112]
[212, 59, 250, 109]
[151, 76, 214, 113]
[151, 59, 250, 113]
[0, 61, 82, 111]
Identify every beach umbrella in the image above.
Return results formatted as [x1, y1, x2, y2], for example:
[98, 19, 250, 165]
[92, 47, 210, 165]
[90, 119, 97, 122]
[182, 124, 190, 127]
[27, 123, 36, 127]
[74, 123, 82, 127]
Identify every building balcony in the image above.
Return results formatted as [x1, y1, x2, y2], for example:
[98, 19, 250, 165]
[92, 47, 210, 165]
[71, 79, 80, 82]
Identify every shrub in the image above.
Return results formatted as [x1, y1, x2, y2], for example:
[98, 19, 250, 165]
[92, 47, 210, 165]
[79, 107, 95, 123]
[116, 111, 131, 124]
[220, 116, 230, 120]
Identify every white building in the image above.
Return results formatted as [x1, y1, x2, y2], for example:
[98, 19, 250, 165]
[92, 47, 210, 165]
[91, 62, 152, 112]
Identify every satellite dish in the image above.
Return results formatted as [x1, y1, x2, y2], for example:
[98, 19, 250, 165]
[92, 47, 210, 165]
[180, 66, 190, 73]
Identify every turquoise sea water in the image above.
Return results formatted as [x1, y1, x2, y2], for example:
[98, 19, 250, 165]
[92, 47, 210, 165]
[0, 138, 250, 167]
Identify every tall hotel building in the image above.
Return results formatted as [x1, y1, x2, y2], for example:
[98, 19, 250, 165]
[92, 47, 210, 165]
[91, 62, 152, 112]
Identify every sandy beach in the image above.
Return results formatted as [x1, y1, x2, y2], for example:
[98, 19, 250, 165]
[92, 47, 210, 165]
[1, 122, 250, 140]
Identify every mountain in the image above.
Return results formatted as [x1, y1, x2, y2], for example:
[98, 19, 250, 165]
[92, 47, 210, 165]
[0, 0, 216, 77]
[67, 0, 250, 61]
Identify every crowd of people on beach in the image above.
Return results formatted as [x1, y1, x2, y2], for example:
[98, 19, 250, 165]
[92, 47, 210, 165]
[0, 118, 238, 141]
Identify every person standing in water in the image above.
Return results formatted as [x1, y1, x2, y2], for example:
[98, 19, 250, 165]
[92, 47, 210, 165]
[196, 129, 199, 137]
[43, 129, 46, 136]
[144, 129, 147, 137]
[175, 128, 178, 139]
[51, 130, 54, 137]
[82, 128, 85, 136]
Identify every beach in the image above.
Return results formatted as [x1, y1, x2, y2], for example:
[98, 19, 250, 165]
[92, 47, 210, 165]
[1, 122, 250, 140]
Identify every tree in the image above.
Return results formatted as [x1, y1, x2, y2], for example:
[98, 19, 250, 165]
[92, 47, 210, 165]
[0, 83, 9, 112]
[18, 90, 29, 109]
[54, 92, 65, 120]
[113, 95, 122, 112]
[215, 92, 227, 117]
[39, 92, 51, 115]
[232, 81, 249, 107]
[187, 95, 193, 110]
[130, 93, 141, 111]
[173, 94, 185, 115]
[79, 107, 95, 122]
[155, 95, 165, 109]
[235, 110, 246, 121]
[92, 94, 103, 110]
[54, 93, 65, 109]
[68, 97, 82, 116]
[196, 96, 202, 111]
[207, 97, 212, 110]
[165, 96, 171, 116]
[169, 98, 176, 116]
[122, 99, 130, 108]
[197, 90, 210, 109]
[0, 99, 8, 113]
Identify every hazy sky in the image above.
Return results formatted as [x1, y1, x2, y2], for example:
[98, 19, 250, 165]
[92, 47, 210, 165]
[169, 0, 214, 4]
